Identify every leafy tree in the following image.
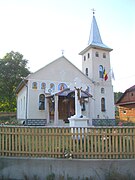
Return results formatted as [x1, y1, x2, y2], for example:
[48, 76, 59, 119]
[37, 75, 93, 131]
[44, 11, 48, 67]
[0, 51, 30, 112]
[114, 92, 123, 103]
[114, 92, 123, 117]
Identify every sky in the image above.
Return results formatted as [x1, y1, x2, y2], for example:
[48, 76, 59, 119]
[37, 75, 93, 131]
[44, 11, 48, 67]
[0, 0, 135, 92]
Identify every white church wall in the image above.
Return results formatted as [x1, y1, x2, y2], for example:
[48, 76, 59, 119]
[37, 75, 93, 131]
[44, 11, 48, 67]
[93, 84, 115, 119]
[27, 84, 47, 120]
[17, 86, 27, 120]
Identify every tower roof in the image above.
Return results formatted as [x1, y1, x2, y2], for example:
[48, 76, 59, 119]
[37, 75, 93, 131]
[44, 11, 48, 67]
[79, 15, 112, 55]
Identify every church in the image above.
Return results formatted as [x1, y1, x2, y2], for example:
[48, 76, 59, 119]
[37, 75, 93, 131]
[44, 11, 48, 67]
[16, 13, 115, 126]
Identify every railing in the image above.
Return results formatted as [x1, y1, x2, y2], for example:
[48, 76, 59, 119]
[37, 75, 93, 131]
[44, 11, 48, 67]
[0, 126, 135, 159]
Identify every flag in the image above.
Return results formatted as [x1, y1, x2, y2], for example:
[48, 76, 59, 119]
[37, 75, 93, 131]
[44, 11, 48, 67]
[103, 68, 108, 81]
[111, 69, 115, 80]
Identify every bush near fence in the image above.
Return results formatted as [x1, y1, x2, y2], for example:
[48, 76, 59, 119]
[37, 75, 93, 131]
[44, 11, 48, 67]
[0, 112, 16, 120]
[0, 126, 135, 159]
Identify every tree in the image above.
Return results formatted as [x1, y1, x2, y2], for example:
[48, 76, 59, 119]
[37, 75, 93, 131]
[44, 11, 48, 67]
[0, 51, 30, 112]
[114, 92, 123, 117]
[114, 92, 123, 103]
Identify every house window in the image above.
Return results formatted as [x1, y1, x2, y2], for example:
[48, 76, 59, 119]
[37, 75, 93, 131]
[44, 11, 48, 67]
[131, 93, 134, 96]
[39, 94, 45, 110]
[123, 110, 126, 114]
[95, 52, 99, 57]
[32, 82, 37, 89]
[101, 88, 105, 94]
[101, 97, 105, 112]
[103, 53, 106, 58]
[84, 56, 86, 61]
[88, 53, 90, 59]
[86, 68, 88, 76]
[99, 65, 103, 78]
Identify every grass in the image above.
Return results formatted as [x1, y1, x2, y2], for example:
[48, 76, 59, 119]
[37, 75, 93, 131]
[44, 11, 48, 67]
[1, 170, 134, 180]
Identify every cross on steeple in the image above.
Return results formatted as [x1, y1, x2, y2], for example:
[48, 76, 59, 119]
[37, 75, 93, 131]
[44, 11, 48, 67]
[91, 8, 96, 15]
[61, 49, 64, 56]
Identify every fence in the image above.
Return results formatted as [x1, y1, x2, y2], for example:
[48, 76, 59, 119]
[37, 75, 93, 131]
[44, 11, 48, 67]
[0, 126, 135, 159]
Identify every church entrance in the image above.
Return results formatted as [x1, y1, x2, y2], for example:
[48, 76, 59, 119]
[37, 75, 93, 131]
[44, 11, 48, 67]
[48, 96, 75, 121]
[47, 88, 91, 123]
[58, 96, 75, 121]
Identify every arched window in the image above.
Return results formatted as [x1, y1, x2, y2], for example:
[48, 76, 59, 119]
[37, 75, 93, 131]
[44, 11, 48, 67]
[58, 83, 68, 91]
[48, 83, 55, 93]
[32, 82, 37, 89]
[101, 88, 105, 94]
[99, 65, 103, 78]
[86, 68, 88, 76]
[95, 52, 99, 57]
[101, 97, 105, 112]
[88, 53, 90, 59]
[41, 82, 46, 90]
[39, 94, 45, 110]
[83, 55, 86, 61]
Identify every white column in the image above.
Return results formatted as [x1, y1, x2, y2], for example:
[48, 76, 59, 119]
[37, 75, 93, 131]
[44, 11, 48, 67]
[54, 95, 58, 125]
[75, 88, 82, 117]
[46, 98, 50, 124]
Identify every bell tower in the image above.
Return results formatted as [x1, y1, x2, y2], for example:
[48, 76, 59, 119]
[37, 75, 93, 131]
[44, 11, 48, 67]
[79, 12, 115, 119]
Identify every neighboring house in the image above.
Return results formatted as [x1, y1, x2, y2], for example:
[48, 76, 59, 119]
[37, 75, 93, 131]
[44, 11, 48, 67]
[116, 85, 135, 122]
[16, 14, 115, 125]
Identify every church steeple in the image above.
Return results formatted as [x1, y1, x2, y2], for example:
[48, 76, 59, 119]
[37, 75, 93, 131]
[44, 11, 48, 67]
[88, 14, 112, 50]
[79, 14, 112, 55]
[79, 12, 115, 120]
[88, 15, 103, 45]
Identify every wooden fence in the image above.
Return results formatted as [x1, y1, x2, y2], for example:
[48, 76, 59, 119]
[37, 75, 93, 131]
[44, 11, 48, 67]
[0, 126, 135, 159]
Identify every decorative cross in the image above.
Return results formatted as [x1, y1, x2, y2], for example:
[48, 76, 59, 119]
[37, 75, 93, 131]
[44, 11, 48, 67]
[91, 8, 96, 15]
[61, 49, 64, 56]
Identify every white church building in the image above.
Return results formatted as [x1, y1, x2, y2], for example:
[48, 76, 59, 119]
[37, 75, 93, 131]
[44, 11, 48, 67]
[16, 14, 115, 126]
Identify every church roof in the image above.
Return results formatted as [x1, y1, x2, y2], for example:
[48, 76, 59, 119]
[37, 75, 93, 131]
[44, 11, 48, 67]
[79, 15, 112, 55]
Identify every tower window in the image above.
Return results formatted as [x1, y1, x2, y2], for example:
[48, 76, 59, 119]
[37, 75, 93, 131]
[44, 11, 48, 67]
[84, 56, 86, 61]
[39, 94, 45, 110]
[86, 68, 88, 76]
[99, 65, 103, 78]
[95, 52, 99, 57]
[103, 53, 106, 58]
[88, 53, 90, 59]
[101, 97, 105, 112]
[101, 88, 105, 94]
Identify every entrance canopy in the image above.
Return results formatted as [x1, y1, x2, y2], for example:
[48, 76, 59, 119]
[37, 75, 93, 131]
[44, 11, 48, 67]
[46, 88, 92, 98]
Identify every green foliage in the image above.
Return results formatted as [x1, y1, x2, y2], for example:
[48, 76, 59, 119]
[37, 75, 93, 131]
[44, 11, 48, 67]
[114, 92, 123, 103]
[114, 92, 123, 117]
[0, 51, 30, 112]
[105, 169, 135, 180]
[116, 119, 135, 126]
[46, 173, 55, 180]
[0, 118, 19, 125]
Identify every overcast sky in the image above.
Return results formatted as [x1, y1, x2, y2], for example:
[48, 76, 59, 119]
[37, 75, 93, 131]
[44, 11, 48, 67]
[0, 0, 135, 92]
